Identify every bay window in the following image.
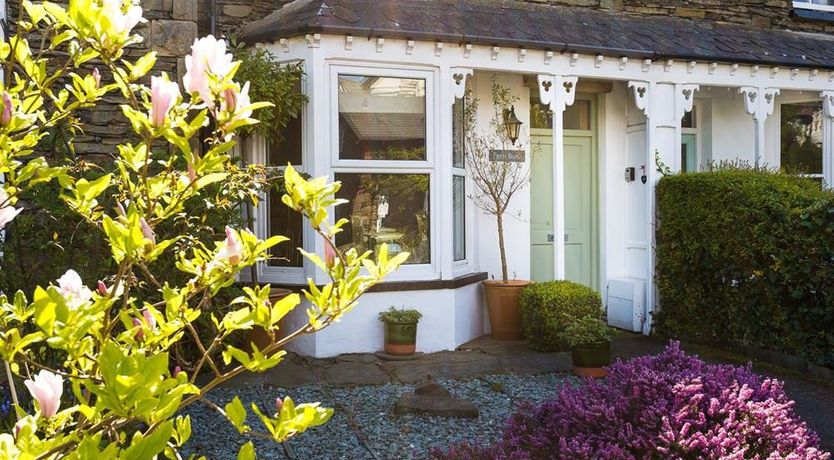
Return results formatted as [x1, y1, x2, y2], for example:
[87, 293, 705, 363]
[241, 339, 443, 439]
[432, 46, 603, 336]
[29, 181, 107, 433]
[452, 96, 467, 263]
[331, 67, 436, 273]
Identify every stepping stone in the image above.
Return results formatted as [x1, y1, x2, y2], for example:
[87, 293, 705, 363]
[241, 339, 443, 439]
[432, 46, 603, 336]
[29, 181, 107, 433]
[392, 376, 479, 418]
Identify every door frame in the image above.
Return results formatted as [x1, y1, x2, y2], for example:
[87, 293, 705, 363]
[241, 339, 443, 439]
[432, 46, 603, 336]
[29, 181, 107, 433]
[530, 93, 600, 290]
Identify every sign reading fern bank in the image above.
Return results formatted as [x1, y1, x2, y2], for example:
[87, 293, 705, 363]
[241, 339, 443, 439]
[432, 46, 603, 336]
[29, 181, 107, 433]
[489, 149, 525, 162]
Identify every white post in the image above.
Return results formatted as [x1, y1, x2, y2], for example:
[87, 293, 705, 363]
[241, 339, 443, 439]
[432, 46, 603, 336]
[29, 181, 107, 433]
[822, 92, 834, 188]
[537, 75, 577, 280]
[739, 87, 780, 167]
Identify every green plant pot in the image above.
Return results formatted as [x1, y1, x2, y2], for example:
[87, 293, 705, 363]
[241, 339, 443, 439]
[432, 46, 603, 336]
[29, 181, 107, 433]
[571, 341, 611, 368]
[383, 320, 418, 356]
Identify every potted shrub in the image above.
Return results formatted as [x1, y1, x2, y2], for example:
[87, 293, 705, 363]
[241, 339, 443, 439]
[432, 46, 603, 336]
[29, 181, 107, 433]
[465, 77, 532, 341]
[378, 307, 423, 356]
[563, 316, 612, 378]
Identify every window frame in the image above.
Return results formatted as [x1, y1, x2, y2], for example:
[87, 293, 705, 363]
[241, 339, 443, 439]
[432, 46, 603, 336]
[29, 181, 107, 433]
[329, 63, 440, 281]
[681, 102, 702, 173]
[776, 96, 825, 180]
[451, 94, 474, 275]
[248, 60, 310, 286]
[793, 0, 834, 12]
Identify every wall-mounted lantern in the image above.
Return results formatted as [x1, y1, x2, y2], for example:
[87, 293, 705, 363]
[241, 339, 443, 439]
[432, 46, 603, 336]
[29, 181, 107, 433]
[502, 105, 522, 146]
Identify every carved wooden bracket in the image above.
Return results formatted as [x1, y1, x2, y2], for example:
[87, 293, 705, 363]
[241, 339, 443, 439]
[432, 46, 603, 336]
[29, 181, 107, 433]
[739, 87, 779, 122]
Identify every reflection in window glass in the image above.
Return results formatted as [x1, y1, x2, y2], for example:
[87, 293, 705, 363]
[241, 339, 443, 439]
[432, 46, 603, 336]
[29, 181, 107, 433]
[335, 173, 430, 264]
[681, 107, 696, 129]
[338, 75, 426, 161]
[268, 121, 304, 266]
[781, 102, 823, 175]
[452, 98, 465, 168]
[453, 176, 465, 261]
[529, 97, 590, 130]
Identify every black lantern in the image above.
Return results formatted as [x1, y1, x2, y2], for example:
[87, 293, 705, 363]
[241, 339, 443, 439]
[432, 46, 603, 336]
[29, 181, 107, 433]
[502, 105, 523, 146]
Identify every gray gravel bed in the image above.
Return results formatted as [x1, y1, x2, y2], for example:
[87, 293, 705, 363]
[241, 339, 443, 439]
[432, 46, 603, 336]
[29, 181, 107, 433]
[183, 373, 572, 459]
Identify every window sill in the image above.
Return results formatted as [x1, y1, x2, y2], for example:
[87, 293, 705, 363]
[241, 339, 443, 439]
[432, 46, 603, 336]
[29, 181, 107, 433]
[265, 271, 488, 293]
[792, 7, 834, 22]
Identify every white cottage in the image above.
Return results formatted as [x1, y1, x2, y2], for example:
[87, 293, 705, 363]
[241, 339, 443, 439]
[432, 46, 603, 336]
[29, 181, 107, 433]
[238, 0, 834, 357]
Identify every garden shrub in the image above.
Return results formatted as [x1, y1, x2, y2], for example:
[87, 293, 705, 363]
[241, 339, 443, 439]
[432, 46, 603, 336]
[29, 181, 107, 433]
[519, 281, 603, 351]
[434, 342, 828, 459]
[655, 168, 834, 367]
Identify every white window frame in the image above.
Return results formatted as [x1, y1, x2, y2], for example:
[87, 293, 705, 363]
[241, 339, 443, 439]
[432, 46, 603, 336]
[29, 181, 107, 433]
[451, 95, 475, 277]
[681, 101, 702, 172]
[793, 0, 834, 12]
[250, 60, 310, 285]
[775, 95, 825, 180]
[328, 63, 440, 281]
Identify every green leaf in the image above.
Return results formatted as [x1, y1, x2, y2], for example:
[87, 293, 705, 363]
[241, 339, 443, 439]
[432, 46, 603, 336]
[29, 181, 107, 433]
[237, 442, 256, 460]
[225, 396, 249, 434]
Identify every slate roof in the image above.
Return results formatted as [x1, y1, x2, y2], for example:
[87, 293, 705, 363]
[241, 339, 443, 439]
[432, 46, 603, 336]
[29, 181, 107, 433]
[242, 0, 834, 70]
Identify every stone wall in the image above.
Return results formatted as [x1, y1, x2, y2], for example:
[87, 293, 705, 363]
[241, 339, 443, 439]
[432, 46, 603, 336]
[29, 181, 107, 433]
[525, 0, 834, 33]
[198, 0, 290, 39]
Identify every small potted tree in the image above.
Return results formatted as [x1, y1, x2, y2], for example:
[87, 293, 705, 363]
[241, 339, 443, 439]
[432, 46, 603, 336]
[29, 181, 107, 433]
[563, 316, 613, 378]
[465, 76, 532, 341]
[378, 307, 423, 356]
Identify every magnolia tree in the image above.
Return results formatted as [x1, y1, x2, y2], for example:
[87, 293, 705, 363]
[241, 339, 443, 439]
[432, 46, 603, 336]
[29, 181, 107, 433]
[0, 1, 407, 458]
[465, 77, 531, 282]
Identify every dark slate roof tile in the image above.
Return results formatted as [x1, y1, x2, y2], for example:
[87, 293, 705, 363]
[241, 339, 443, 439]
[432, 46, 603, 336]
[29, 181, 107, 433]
[242, 0, 834, 69]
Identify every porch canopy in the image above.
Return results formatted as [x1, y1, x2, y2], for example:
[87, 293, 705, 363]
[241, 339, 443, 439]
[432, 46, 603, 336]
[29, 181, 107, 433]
[243, 0, 834, 70]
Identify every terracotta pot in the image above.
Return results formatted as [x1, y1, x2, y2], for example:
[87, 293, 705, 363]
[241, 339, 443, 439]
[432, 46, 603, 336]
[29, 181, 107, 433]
[571, 341, 611, 378]
[247, 288, 294, 354]
[483, 280, 532, 341]
[383, 320, 418, 355]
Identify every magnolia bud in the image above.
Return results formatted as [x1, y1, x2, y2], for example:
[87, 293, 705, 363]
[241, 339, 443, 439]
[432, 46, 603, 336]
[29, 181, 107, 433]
[133, 317, 144, 341]
[92, 68, 101, 88]
[140, 217, 155, 250]
[97, 280, 107, 296]
[173, 365, 182, 377]
[0, 92, 12, 126]
[275, 397, 283, 414]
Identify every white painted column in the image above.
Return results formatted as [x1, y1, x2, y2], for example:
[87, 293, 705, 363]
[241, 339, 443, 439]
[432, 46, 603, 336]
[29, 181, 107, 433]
[739, 87, 779, 167]
[440, 67, 472, 279]
[822, 92, 834, 188]
[627, 81, 695, 334]
[537, 75, 578, 280]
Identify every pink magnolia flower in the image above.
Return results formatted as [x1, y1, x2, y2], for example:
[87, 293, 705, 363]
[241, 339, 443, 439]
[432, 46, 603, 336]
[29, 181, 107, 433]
[324, 237, 337, 268]
[0, 187, 22, 230]
[92, 68, 101, 88]
[57, 269, 92, 307]
[150, 76, 180, 127]
[0, 92, 12, 126]
[275, 397, 283, 414]
[101, 0, 143, 36]
[172, 366, 182, 377]
[220, 82, 252, 128]
[182, 35, 235, 103]
[142, 308, 157, 329]
[140, 217, 155, 249]
[23, 370, 63, 418]
[97, 280, 108, 296]
[133, 308, 157, 341]
[217, 226, 242, 266]
[186, 160, 197, 183]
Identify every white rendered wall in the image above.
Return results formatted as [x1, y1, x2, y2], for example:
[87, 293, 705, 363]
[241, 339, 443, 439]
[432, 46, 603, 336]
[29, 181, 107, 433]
[471, 72, 533, 283]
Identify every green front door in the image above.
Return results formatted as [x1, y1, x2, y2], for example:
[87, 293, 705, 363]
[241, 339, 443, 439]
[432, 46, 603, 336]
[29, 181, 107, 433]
[530, 97, 598, 289]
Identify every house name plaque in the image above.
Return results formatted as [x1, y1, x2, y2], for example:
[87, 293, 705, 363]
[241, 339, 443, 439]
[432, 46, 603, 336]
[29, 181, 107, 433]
[489, 149, 525, 162]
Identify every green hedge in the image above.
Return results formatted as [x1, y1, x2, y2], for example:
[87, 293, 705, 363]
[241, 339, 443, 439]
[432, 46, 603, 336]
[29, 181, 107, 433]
[655, 168, 834, 367]
[520, 281, 603, 351]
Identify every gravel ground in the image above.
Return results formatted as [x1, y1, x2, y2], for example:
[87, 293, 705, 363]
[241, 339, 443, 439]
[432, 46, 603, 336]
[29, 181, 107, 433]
[183, 373, 572, 459]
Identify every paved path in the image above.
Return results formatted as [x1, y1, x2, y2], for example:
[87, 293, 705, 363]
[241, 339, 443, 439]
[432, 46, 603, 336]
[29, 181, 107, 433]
[228, 333, 834, 453]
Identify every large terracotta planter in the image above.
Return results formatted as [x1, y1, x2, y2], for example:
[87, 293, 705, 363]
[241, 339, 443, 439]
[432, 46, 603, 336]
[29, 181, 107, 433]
[571, 341, 611, 378]
[383, 320, 418, 356]
[247, 287, 294, 354]
[483, 280, 531, 341]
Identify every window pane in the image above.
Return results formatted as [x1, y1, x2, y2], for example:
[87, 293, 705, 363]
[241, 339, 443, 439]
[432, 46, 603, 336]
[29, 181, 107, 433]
[564, 100, 591, 130]
[267, 138, 304, 267]
[338, 75, 426, 161]
[531, 96, 552, 129]
[681, 107, 696, 129]
[452, 98, 465, 168]
[781, 102, 823, 175]
[335, 173, 430, 264]
[453, 175, 466, 261]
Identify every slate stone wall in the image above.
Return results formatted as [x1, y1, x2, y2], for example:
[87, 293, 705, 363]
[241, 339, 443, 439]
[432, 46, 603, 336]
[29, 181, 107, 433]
[527, 0, 834, 33]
